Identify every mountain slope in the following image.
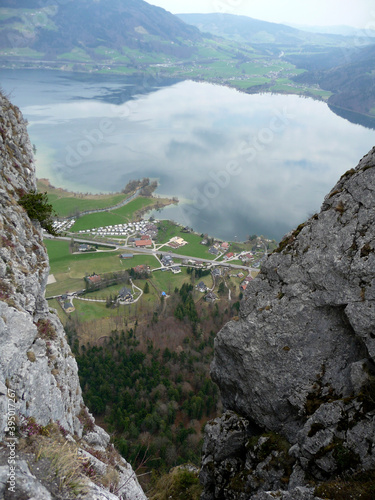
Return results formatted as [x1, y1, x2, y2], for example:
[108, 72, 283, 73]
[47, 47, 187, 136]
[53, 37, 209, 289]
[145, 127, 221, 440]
[177, 13, 375, 120]
[177, 12, 351, 47]
[0, 0, 202, 59]
[178, 13, 299, 44]
[1, 3, 374, 122]
[291, 43, 375, 117]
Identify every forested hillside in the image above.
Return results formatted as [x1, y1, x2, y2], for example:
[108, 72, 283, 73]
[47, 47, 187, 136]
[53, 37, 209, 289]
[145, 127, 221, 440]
[65, 278, 241, 491]
[291, 43, 375, 117]
[0, 0, 202, 58]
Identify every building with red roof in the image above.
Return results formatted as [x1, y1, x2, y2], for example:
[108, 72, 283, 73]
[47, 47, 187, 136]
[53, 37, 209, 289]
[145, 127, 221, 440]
[135, 239, 152, 247]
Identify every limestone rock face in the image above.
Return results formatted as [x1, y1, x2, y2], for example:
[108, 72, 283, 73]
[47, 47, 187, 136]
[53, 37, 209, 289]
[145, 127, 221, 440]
[0, 93, 146, 499]
[201, 147, 375, 498]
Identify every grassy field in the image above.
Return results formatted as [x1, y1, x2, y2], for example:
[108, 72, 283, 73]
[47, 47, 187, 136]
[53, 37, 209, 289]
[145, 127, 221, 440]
[45, 239, 159, 275]
[70, 212, 128, 232]
[307, 88, 332, 99]
[45, 239, 159, 296]
[45, 240, 76, 275]
[50, 193, 128, 217]
[94, 46, 130, 63]
[228, 78, 270, 89]
[1, 47, 44, 58]
[45, 234, 222, 319]
[70, 197, 170, 232]
[57, 48, 92, 61]
[224, 259, 243, 266]
[38, 180, 171, 221]
[78, 268, 195, 301]
[171, 233, 215, 259]
[151, 267, 190, 294]
[156, 220, 185, 244]
[156, 221, 214, 259]
[155, 221, 275, 261]
[71, 298, 129, 322]
[196, 45, 234, 59]
[47, 276, 84, 297]
[113, 197, 161, 218]
[48, 263, 247, 328]
[50, 282, 160, 326]
[151, 267, 216, 302]
[37, 179, 132, 216]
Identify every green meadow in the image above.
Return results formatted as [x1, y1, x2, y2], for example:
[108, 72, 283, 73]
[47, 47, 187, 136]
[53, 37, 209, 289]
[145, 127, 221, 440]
[156, 221, 214, 259]
[49, 193, 128, 217]
[69, 197, 168, 232]
[45, 239, 159, 296]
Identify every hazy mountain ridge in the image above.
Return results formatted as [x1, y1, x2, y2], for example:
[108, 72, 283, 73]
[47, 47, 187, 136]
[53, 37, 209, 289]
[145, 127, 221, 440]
[177, 12, 358, 47]
[288, 23, 375, 37]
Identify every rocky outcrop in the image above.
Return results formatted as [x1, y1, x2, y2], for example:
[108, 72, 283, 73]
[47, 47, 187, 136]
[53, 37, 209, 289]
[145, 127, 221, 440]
[201, 147, 375, 498]
[0, 93, 146, 499]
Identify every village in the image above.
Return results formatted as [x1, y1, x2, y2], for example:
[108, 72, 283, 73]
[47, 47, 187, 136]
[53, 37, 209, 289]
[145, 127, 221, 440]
[49, 217, 271, 314]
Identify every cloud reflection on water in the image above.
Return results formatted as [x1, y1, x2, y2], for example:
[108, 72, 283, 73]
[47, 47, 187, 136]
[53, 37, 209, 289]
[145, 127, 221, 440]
[6, 75, 375, 241]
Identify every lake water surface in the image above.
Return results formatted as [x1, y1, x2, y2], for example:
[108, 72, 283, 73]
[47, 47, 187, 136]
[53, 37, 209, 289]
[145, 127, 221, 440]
[1, 69, 374, 241]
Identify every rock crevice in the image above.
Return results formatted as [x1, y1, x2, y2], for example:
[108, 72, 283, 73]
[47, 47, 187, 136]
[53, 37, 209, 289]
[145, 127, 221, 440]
[0, 93, 146, 499]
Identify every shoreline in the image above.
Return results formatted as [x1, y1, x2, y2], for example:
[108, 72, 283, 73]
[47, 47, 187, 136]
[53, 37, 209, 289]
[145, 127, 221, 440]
[37, 177, 178, 221]
[39, 178, 275, 247]
[2, 65, 374, 125]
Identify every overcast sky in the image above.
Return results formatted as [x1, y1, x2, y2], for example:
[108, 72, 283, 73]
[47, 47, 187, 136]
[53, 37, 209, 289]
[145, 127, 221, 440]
[146, 0, 375, 29]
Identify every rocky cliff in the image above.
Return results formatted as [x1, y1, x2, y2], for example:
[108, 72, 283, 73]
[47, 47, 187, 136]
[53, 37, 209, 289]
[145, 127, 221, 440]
[0, 92, 146, 499]
[201, 148, 375, 499]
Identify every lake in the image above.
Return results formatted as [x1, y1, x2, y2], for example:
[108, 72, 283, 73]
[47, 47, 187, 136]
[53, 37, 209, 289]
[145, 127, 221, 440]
[1, 69, 374, 242]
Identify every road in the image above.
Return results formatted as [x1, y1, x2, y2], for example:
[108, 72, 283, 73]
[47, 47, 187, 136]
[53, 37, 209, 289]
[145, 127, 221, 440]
[48, 279, 143, 305]
[45, 234, 257, 272]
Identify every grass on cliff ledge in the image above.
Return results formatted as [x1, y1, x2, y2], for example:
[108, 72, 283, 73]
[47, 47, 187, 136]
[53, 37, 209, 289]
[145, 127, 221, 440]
[315, 469, 375, 499]
[14, 418, 126, 497]
[149, 467, 202, 500]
